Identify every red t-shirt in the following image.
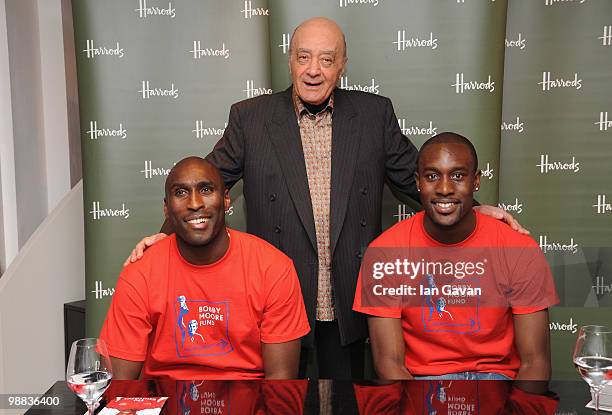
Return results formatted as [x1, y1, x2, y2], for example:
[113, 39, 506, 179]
[354, 381, 559, 414]
[100, 229, 310, 379]
[353, 211, 559, 378]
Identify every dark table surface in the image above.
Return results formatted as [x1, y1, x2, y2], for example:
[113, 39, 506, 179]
[24, 379, 595, 414]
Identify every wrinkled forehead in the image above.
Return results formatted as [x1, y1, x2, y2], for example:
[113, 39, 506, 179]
[291, 20, 346, 56]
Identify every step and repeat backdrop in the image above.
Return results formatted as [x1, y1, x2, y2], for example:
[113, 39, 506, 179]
[72, 0, 612, 378]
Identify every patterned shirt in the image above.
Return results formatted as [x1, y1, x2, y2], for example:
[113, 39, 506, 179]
[294, 92, 335, 321]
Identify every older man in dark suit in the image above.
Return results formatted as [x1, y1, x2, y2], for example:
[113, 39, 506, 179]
[126, 17, 521, 379]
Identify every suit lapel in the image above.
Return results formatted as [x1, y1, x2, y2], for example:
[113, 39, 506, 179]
[330, 89, 360, 256]
[267, 88, 317, 250]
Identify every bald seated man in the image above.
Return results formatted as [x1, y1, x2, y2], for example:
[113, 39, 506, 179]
[101, 157, 310, 380]
[126, 18, 526, 379]
[354, 132, 558, 380]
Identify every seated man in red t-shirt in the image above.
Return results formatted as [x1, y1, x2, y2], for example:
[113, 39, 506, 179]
[353, 132, 558, 380]
[100, 157, 310, 380]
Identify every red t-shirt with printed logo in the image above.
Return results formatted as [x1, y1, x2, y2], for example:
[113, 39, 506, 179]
[353, 211, 559, 378]
[100, 229, 310, 380]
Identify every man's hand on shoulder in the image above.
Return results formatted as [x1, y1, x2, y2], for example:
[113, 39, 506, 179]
[474, 205, 529, 235]
[123, 233, 168, 267]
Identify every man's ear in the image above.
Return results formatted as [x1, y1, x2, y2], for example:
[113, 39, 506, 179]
[474, 170, 482, 191]
[163, 198, 169, 219]
[224, 190, 231, 212]
[415, 171, 420, 192]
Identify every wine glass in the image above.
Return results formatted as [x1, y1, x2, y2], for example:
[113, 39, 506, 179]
[66, 338, 113, 415]
[573, 325, 612, 412]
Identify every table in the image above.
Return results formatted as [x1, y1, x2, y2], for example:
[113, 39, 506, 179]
[24, 379, 594, 414]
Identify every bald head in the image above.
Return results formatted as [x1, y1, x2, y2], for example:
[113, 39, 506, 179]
[290, 17, 347, 59]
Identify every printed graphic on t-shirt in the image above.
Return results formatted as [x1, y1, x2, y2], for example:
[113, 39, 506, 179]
[424, 381, 479, 415]
[175, 295, 233, 357]
[177, 381, 230, 415]
[421, 274, 480, 334]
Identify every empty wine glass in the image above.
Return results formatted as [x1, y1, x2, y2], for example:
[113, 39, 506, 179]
[66, 338, 113, 415]
[573, 325, 612, 412]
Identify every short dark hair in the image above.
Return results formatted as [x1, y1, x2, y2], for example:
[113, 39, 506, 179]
[417, 132, 478, 173]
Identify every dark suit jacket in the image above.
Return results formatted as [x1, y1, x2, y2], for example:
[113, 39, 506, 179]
[206, 86, 419, 346]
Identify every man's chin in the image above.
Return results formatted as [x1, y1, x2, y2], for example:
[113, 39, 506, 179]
[426, 211, 461, 228]
[176, 232, 212, 247]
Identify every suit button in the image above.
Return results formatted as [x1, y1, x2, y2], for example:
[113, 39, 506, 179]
[274, 226, 281, 233]
[355, 250, 363, 259]
[270, 193, 277, 202]
[360, 219, 367, 227]
[360, 187, 368, 195]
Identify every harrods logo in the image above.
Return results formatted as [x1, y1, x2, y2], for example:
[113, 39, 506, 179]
[190, 41, 230, 59]
[135, 0, 175, 18]
[539, 72, 582, 91]
[141, 160, 172, 179]
[549, 318, 578, 334]
[398, 119, 437, 137]
[481, 162, 494, 180]
[498, 198, 523, 214]
[592, 276, 612, 296]
[505, 33, 526, 50]
[91, 280, 115, 300]
[340, 76, 380, 94]
[545, 0, 586, 5]
[600, 25, 612, 46]
[501, 117, 524, 133]
[241, 1, 269, 19]
[83, 40, 124, 59]
[86, 121, 127, 140]
[394, 204, 415, 222]
[394, 31, 438, 51]
[596, 112, 612, 131]
[193, 121, 227, 139]
[89, 201, 130, 220]
[537, 154, 580, 174]
[279, 33, 291, 54]
[593, 194, 612, 214]
[243, 80, 272, 98]
[452, 73, 495, 94]
[139, 80, 179, 100]
[339, 0, 379, 7]
[539, 235, 579, 254]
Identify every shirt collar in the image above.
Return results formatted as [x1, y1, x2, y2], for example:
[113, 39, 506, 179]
[293, 90, 334, 119]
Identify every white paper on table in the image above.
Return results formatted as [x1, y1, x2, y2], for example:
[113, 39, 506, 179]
[83, 396, 168, 415]
[586, 384, 612, 412]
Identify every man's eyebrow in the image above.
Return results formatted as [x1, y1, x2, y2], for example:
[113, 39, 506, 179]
[169, 180, 216, 188]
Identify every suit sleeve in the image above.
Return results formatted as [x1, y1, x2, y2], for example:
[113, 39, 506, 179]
[205, 103, 245, 190]
[382, 97, 421, 207]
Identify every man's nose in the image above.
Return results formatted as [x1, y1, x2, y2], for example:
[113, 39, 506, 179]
[306, 58, 321, 76]
[436, 176, 453, 195]
[187, 192, 204, 210]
